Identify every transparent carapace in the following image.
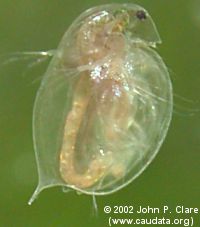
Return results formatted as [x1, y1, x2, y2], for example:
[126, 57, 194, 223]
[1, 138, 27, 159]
[29, 3, 173, 204]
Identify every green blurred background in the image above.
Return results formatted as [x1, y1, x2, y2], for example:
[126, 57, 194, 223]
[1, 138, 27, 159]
[0, 0, 200, 226]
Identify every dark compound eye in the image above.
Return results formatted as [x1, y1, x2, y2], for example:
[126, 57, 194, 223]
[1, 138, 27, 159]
[136, 10, 147, 20]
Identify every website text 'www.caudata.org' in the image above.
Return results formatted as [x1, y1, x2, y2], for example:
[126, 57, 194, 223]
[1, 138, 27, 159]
[108, 216, 193, 226]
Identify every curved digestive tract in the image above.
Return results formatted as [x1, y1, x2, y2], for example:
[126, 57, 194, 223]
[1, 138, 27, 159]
[59, 11, 132, 188]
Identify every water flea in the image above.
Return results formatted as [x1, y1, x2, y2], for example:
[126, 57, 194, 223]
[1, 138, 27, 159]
[26, 3, 173, 205]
